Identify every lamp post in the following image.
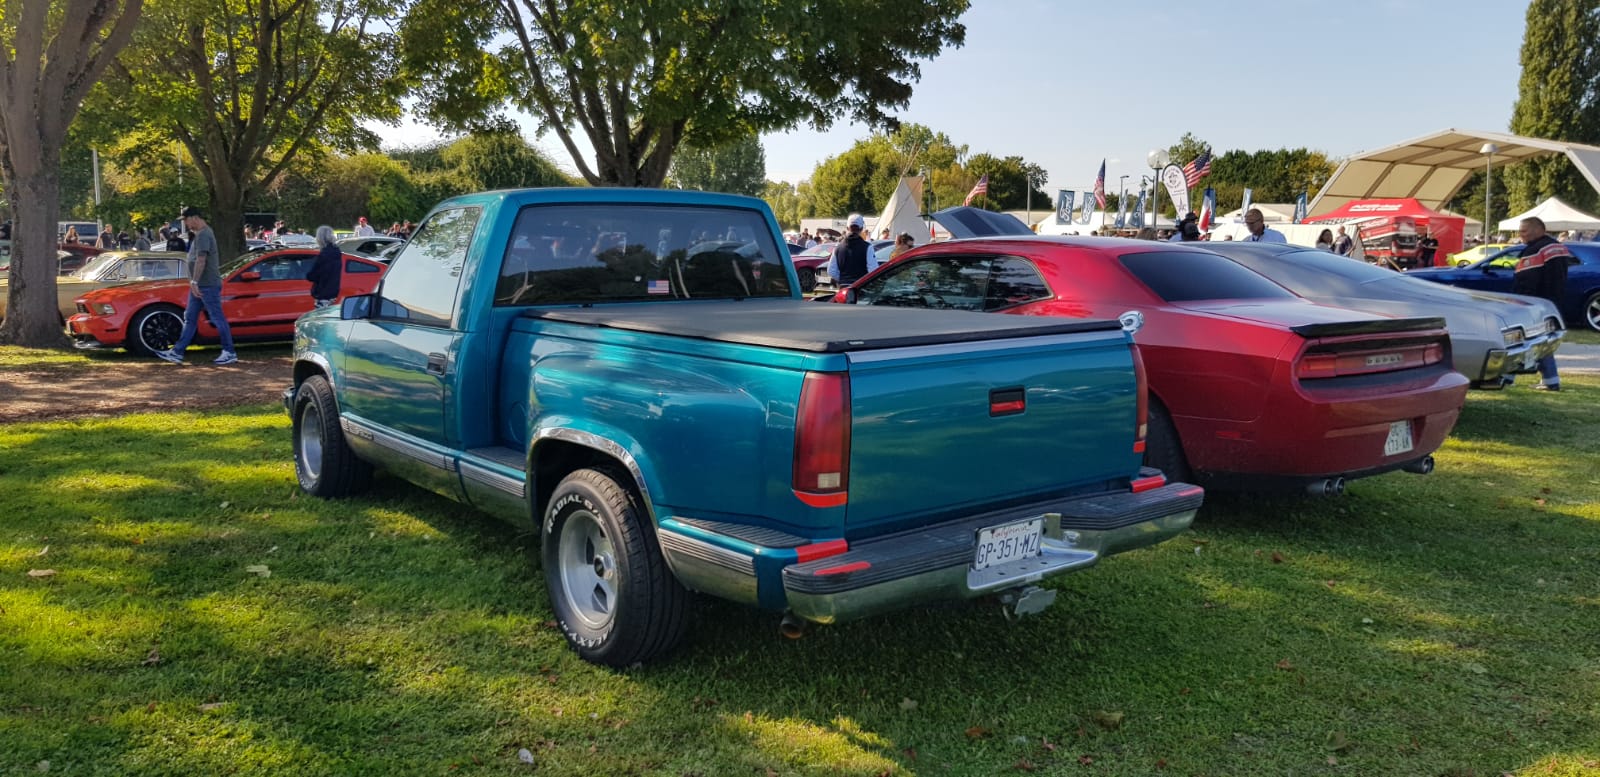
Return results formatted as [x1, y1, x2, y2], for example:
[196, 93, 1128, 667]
[1480, 143, 1499, 241]
[1147, 149, 1170, 231]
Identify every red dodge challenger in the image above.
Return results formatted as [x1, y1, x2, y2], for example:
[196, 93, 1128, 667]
[833, 209, 1469, 494]
[68, 248, 386, 355]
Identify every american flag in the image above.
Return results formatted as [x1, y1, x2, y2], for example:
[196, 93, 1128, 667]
[963, 174, 989, 206]
[1182, 149, 1212, 188]
[1093, 160, 1106, 208]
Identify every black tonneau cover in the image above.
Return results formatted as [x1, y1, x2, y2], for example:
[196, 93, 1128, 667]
[525, 299, 1120, 353]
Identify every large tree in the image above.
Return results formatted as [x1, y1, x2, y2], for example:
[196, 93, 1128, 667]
[98, 0, 407, 261]
[401, 0, 969, 188]
[1506, 0, 1600, 214]
[0, 0, 142, 347]
[669, 135, 766, 197]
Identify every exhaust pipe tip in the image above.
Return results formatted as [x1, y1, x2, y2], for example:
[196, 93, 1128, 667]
[778, 612, 807, 640]
[1305, 478, 1347, 497]
[1330, 477, 1346, 496]
[1402, 456, 1435, 475]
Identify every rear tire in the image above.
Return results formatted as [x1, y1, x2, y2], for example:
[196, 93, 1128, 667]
[796, 267, 816, 293]
[543, 467, 688, 667]
[1143, 400, 1192, 483]
[292, 375, 371, 497]
[128, 305, 184, 356]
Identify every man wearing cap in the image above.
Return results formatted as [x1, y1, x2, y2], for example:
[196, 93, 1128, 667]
[155, 206, 237, 365]
[354, 217, 375, 237]
[826, 213, 878, 287]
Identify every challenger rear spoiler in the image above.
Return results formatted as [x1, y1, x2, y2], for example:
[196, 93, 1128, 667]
[1290, 317, 1446, 338]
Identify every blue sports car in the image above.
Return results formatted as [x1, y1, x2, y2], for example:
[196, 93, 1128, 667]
[1408, 242, 1600, 331]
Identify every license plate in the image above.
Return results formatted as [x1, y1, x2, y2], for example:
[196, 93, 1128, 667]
[1384, 420, 1414, 456]
[972, 517, 1043, 572]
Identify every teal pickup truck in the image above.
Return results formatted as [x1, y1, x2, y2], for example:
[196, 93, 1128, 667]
[284, 188, 1203, 666]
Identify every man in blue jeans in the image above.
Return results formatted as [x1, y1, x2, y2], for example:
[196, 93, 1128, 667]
[156, 206, 237, 365]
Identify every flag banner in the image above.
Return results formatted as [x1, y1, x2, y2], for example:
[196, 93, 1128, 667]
[1160, 164, 1189, 221]
[1078, 192, 1094, 224]
[1056, 190, 1074, 225]
[1241, 188, 1254, 221]
[1115, 191, 1129, 228]
[1182, 149, 1212, 188]
[1294, 192, 1308, 224]
[1093, 160, 1107, 209]
[963, 174, 989, 207]
[1200, 187, 1217, 231]
[1132, 187, 1147, 228]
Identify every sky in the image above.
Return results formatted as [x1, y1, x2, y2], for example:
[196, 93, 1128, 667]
[374, 0, 1531, 198]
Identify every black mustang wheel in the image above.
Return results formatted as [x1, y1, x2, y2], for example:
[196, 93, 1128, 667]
[129, 305, 184, 356]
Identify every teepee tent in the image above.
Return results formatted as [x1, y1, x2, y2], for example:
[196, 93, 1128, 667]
[876, 177, 930, 245]
[1498, 197, 1600, 232]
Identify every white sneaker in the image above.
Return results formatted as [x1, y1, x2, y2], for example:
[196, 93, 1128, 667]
[213, 350, 238, 366]
[155, 349, 184, 364]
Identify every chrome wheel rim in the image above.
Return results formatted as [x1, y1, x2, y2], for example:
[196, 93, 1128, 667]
[140, 310, 182, 352]
[297, 403, 323, 482]
[1587, 296, 1600, 331]
[556, 509, 618, 631]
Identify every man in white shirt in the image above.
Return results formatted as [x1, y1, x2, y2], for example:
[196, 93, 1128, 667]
[1242, 208, 1287, 243]
[354, 217, 376, 237]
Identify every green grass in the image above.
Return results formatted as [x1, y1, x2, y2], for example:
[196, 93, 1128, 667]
[2, 386, 1599, 775]
[0, 343, 290, 369]
[1562, 328, 1600, 346]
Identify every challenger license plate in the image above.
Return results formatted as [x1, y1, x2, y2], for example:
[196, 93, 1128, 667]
[972, 517, 1043, 572]
[1384, 420, 1414, 456]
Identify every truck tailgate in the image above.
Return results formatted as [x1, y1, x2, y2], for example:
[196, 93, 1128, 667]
[844, 331, 1140, 530]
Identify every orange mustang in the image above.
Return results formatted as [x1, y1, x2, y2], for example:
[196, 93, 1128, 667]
[68, 248, 386, 355]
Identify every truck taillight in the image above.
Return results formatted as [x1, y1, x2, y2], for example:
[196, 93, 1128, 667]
[1131, 343, 1148, 454]
[792, 371, 851, 507]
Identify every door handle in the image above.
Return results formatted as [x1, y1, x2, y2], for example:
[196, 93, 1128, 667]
[426, 352, 447, 375]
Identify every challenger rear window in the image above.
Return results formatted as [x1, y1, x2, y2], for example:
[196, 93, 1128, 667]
[1119, 250, 1296, 302]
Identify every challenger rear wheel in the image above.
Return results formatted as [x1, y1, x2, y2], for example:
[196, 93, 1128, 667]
[1143, 401, 1192, 483]
[543, 467, 688, 667]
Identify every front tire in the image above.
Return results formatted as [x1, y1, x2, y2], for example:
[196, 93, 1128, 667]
[292, 375, 372, 497]
[128, 305, 184, 356]
[543, 467, 688, 667]
[1583, 290, 1600, 332]
[1143, 400, 1192, 483]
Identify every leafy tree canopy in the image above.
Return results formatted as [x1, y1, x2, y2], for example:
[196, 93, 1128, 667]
[399, 0, 969, 187]
[669, 135, 766, 197]
[1506, 0, 1600, 214]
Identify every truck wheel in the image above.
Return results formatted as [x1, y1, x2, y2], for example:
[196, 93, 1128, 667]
[543, 467, 688, 667]
[796, 267, 816, 293]
[1584, 290, 1600, 332]
[292, 375, 371, 497]
[129, 305, 184, 356]
[1143, 401, 1192, 483]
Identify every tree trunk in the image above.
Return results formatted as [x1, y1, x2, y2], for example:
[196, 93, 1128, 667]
[0, 149, 69, 348]
[203, 175, 248, 265]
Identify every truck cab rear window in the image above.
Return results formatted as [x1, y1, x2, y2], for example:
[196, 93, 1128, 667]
[495, 204, 792, 305]
[1119, 250, 1295, 302]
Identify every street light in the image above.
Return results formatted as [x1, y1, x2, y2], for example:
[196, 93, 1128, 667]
[1480, 143, 1499, 241]
[1147, 149, 1170, 230]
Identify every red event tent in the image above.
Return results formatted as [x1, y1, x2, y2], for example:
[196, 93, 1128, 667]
[1306, 198, 1465, 267]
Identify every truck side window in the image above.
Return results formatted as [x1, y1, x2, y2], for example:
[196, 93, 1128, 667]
[378, 207, 481, 327]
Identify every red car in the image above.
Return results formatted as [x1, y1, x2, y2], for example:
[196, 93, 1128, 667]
[833, 209, 1469, 493]
[67, 248, 386, 355]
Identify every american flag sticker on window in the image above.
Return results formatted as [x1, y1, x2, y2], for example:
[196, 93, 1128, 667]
[647, 279, 671, 295]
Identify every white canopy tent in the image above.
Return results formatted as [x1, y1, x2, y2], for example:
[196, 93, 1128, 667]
[1309, 129, 1600, 218]
[1497, 196, 1600, 232]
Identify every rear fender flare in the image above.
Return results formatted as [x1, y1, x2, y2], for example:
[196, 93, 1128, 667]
[529, 424, 660, 522]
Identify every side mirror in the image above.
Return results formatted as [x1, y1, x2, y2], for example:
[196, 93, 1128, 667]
[340, 294, 373, 320]
[1118, 310, 1145, 336]
[239, 271, 261, 281]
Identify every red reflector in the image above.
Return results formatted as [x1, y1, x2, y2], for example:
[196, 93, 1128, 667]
[813, 561, 870, 577]
[793, 490, 848, 508]
[990, 399, 1025, 415]
[1215, 430, 1243, 440]
[1131, 474, 1166, 493]
[1132, 440, 1146, 453]
[794, 539, 848, 563]
[1175, 486, 1204, 498]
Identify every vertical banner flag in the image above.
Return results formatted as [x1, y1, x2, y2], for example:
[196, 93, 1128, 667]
[963, 174, 990, 207]
[1056, 190, 1074, 225]
[1160, 164, 1190, 221]
[1078, 192, 1094, 224]
[1240, 188, 1254, 221]
[1093, 160, 1107, 209]
[1294, 192, 1308, 224]
[1199, 187, 1217, 231]
[1115, 191, 1129, 228]
[1131, 187, 1148, 228]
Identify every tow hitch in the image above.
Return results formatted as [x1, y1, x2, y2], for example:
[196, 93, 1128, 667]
[1000, 585, 1058, 620]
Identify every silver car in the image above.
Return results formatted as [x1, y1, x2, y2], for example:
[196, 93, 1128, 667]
[336, 235, 403, 258]
[1208, 242, 1564, 388]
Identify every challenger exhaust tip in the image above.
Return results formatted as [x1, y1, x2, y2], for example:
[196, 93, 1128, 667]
[1402, 456, 1435, 475]
[1305, 478, 1347, 497]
